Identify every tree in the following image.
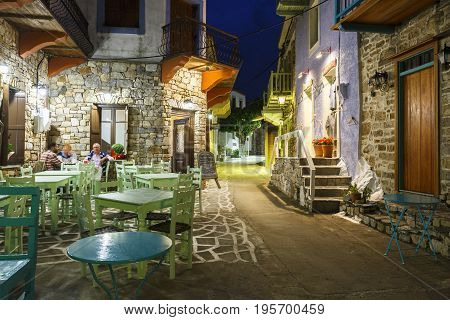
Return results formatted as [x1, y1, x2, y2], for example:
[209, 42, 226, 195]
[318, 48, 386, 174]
[218, 99, 262, 155]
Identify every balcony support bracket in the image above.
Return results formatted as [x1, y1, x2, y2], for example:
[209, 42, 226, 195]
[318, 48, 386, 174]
[161, 56, 190, 83]
[339, 22, 395, 34]
[19, 31, 67, 59]
[202, 69, 237, 93]
[207, 87, 232, 104]
[48, 56, 86, 77]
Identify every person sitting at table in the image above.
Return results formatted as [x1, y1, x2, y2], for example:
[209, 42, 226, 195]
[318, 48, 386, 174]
[57, 143, 77, 164]
[40, 142, 62, 171]
[85, 143, 113, 179]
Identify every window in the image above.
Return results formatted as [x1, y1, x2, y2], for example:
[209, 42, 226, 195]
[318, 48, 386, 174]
[231, 96, 237, 108]
[239, 99, 243, 108]
[1, 89, 25, 166]
[90, 105, 128, 153]
[309, 0, 319, 52]
[98, 0, 145, 34]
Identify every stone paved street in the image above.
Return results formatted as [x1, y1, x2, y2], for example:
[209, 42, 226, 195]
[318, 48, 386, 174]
[30, 162, 450, 299]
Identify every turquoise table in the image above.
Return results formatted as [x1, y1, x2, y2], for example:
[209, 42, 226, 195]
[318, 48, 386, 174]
[34, 176, 71, 233]
[93, 188, 174, 277]
[135, 173, 179, 188]
[67, 232, 171, 299]
[384, 192, 440, 264]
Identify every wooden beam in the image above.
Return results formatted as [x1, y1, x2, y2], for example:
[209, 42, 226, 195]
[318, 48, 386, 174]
[48, 56, 86, 77]
[207, 87, 232, 103]
[0, 0, 33, 11]
[19, 31, 67, 58]
[161, 56, 190, 83]
[339, 22, 395, 34]
[201, 69, 237, 92]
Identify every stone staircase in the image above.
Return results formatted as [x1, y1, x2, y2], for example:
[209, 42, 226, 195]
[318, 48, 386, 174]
[301, 158, 351, 213]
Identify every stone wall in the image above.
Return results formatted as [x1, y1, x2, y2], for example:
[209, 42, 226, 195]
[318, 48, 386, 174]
[270, 158, 303, 202]
[359, 2, 450, 196]
[0, 19, 48, 163]
[48, 61, 206, 164]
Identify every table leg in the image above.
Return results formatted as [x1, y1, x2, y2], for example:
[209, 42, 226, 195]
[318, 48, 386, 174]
[137, 208, 147, 279]
[87, 264, 114, 300]
[49, 186, 59, 234]
[384, 201, 406, 264]
[95, 202, 103, 229]
[133, 255, 166, 299]
[415, 205, 437, 259]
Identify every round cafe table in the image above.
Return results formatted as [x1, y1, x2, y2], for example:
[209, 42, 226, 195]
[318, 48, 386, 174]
[67, 232, 172, 299]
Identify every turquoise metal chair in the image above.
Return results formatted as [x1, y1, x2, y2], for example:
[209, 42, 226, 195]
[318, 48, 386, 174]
[0, 187, 40, 300]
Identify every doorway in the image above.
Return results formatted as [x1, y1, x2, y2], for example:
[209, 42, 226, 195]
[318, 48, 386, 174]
[398, 47, 438, 195]
[172, 109, 194, 173]
[1, 86, 26, 166]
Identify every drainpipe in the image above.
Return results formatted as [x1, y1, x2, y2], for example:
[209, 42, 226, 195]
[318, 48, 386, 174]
[35, 54, 46, 157]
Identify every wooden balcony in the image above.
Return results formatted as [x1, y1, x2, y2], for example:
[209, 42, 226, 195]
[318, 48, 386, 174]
[276, 0, 309, 17]
[333, 0, 438, 33]
[262, 72, 294, 126]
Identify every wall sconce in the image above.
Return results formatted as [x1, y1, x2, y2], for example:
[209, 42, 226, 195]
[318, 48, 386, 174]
[298, 69, 309, 79]
[438, 45, 450, 66]
[183, 98, 194, 109]
[0, 63, 9, 74]
[278, 96, 286, 104]
[33, 84, 48, 97]
[316, 47, 331, 59]
[368, 71, 388, 97]
[208, 113, 213, 120]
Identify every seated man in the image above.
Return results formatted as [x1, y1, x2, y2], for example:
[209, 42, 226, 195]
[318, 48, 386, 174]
[40, 142, 62, 171]
[57, 143, 77, 164]
[85, 143, 113, 179]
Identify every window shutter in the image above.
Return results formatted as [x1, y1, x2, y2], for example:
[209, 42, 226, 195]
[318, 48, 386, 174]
[90, 105, 101, 148]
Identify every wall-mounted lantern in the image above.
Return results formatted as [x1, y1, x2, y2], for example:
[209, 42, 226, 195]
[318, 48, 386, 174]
[368, 71, 388, 97]
[438, 45, 450, 67]
[298, 69, 309, 79]
[316, 47, 331, 59]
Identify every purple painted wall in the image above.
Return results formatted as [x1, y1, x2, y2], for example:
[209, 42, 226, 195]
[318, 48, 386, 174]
[295, 0, 360, 177]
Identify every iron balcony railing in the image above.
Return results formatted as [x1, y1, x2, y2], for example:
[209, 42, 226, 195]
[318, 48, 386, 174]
[335, 0, 363, 23]
[41, 0, 93, 56]
[159, 17, 241, 68]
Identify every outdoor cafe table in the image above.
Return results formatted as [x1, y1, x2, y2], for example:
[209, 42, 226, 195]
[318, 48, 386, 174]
[34, 175, 71, 233]
[93, 188, 174, 277]
[384, 192, 440, 264]
[66, 232, 171, 299]
[134, 173, 179, 188]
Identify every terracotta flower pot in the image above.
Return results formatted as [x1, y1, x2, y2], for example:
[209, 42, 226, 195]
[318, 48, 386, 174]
[322, 145, 333, 158]
[350, 192, 362, 203]
[313, 145, 323, 157]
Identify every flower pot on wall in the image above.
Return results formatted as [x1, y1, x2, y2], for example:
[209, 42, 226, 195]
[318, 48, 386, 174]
[314, 145, 323, 157]
[322, 145, 333, 158]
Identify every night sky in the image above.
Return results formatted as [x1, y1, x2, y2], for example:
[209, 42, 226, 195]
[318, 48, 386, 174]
[207, 0, 283, 101]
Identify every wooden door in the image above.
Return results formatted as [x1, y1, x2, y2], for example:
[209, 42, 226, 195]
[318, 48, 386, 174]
[173, 117, 194, 173]
[6, 90, 25, 165]
[170, 0, 195, 55]
[402, 66, 437, 195]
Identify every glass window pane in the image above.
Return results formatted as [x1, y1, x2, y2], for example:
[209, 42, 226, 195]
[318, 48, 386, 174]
[102, 109, 112, 122]
[116, 109, 126, 122]
[115, 123, 127, 146]
[101, 122, 111, 145]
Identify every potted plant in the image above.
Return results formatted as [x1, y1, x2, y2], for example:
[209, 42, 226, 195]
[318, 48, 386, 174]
[321, 137, 334, 158]
[7, 143, 14, 160]
[312, 138, 323, 157]
[362, 186, 372, 204]
[111, 143, 126, 160]
[346, 184, 362, 203]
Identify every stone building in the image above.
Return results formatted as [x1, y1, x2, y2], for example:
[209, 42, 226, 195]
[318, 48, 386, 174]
[0, 0, 240, 172]
[335, 0, 449, 198]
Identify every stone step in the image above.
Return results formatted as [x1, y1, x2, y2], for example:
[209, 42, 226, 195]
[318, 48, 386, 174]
[304, 175, 351, 187]
[306, 186, 348, 197]
[312, 197, 342, 214]
[300, 157, 340, 166]
[301, 165, 341, 176]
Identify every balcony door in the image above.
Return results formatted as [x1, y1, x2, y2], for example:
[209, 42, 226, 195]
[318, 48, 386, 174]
[170, 0, 196, 55]
[398, 47, 438, 195]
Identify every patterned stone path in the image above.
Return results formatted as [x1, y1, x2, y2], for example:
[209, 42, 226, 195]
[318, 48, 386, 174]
[29, 180, 257, 267]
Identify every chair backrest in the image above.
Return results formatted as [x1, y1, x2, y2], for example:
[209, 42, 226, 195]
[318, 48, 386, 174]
[171, 186, 196, 226]
[187, 167, 202, 187]
[123, 165, 138, 175]
[152, 176, 179, 191]
[0, 187, 40, 260]
[117, 171, 135, 190]
[178, 173, 194, 189]
[20, 166, 33, 177]
[0, 170, 4, 181]
[198, 151, 218, 179]
[161, 160, 171, 173]
[6, 176, 35, 187]
[61, 163, 81, 171]
[150, 162, 163, 174]
[33, 160, 45, 173]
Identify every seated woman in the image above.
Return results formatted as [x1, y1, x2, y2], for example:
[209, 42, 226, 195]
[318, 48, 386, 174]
[57, 143, 77, 164]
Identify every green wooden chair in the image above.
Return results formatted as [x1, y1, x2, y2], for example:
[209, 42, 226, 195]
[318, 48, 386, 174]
[61, 163, 81, 171]
[178, 173, 194, 189]
[0, 170, 4, 185]
[3, 188, 27, 254]
[32, 161, 45, 173]
[148, 185, 196, 279]
[161, 160, 171, 173]
[20, 167, 32, 177]
[187, 167, 203, 213]
[0, 187, 40, 300]
[145, 175, 180, 223]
